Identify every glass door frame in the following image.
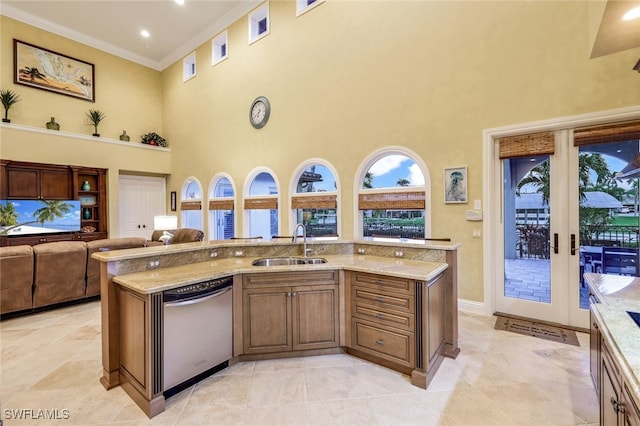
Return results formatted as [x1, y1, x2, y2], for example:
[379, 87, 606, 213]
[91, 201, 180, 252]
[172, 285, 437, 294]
[482, 106, 640, 329]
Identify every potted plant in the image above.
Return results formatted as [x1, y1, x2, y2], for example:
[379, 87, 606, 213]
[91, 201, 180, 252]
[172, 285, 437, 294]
[86, 109, 105, 137]
[0, 89, 21, 123]
[141, 132, 168, 147]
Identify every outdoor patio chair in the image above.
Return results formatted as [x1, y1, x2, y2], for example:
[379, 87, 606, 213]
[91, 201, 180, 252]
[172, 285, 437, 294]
[601, 246, 639, 276]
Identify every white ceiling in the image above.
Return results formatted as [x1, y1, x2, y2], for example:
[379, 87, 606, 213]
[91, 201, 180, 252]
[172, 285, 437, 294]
[1, 0, 638, 71]
[1, 0, 259, 71]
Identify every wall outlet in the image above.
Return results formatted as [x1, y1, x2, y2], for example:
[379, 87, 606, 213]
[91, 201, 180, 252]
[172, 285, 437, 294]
[472, 230, 481, 238]
[395, 251, 404, 257]
[357, 248, 365, 254]
[210, 250, 218, 258]
[147, 260, 160, 268]
[234, 250, 243, 257]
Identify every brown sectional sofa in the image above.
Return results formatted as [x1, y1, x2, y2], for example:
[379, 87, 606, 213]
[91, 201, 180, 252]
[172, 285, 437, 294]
[0, 245, 34, 314]
[0, 237, 146, 317]
[146, 228, 205, 246]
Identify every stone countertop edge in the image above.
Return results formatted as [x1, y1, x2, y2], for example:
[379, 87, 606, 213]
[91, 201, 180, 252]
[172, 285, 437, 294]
[585, 273, 640, 402]
[112, 254, 449, 294]
[92, 239, 461, 262]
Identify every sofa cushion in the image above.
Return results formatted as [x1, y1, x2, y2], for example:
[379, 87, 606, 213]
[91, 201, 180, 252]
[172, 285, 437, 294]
[86, 237, 146, 297]
[147, 228, 204, 245]
[33, 241, 87, 308]
[0, 245, 34, 314]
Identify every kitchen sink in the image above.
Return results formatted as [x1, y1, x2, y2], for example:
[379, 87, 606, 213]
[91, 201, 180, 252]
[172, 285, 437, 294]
[251, 257, 327, 266]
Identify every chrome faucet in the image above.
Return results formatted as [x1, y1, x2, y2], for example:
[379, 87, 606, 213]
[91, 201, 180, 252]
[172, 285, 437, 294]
[293, 223, 308, 257]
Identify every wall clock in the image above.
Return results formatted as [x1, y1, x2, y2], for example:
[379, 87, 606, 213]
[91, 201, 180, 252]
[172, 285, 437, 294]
[249, 96, 270, 129]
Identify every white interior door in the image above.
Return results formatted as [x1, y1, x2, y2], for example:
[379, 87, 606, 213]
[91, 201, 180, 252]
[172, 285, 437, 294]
[119, 175, 166, 238]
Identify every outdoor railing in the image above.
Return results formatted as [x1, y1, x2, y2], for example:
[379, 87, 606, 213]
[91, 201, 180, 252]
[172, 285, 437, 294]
[515, 224, 639, 259]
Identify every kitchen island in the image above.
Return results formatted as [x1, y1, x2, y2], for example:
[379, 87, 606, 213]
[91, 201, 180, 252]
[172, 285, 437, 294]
[585, 273, 640, 425]
[93, 239, 459, 417]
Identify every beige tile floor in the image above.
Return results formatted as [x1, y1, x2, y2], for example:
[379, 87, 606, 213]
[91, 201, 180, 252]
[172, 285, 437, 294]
[0, 301, 598, 425]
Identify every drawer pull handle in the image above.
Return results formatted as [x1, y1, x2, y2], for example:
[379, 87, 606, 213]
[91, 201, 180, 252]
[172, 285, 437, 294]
[375, 339, 384, 346]
[375, 280, 383, 285]
[375, 297, 384, 303]
[375, 313, 384, 319]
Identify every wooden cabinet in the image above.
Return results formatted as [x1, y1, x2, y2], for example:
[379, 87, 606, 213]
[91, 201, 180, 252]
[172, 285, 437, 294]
[0, 160, 108, 245]
[598, 328, 640, 425]
[242, 271, 339, 355]
[349, 272, 415, 368]
[1, 160, 72, 199]
[75, 167, 108, 238]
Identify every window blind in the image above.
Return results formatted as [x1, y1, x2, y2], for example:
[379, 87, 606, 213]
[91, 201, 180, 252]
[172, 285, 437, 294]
[208, 199, 234, 210]
[574, 121, 640, 146]
[358, 191, 425, 210]
[291, 194, 337, 209]
[498, 131, 555, 159]
[180, 200, 201, 210]
[244, 197, 278, 210]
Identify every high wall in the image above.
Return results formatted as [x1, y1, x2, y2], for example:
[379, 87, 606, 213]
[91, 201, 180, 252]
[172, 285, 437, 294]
[0, 16, 170, 234]
[1, 2, 639, 303]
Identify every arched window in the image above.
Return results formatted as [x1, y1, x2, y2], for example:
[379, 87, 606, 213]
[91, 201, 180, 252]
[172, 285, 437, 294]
[356, 150, 430, 240]
[291, 161, 339, 238]
[208, 174, 235, 240]
[181, 177, 203, 231]
[244, 170, 279, 238]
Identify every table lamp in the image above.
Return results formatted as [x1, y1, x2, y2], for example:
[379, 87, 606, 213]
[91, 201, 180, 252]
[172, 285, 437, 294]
[154, 215, 178, 245]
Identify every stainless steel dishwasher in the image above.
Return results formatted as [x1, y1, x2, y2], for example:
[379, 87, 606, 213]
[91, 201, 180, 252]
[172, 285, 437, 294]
[163, 276, 233, 397]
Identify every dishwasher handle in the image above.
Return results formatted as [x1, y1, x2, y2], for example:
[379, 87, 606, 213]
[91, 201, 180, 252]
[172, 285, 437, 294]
[164, 286, 232, 308]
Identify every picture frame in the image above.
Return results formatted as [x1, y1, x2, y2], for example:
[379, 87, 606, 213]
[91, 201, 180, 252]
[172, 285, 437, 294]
[170, 191, 177, 211]
[14, 39, 95, 102]
[444, 166, 468, 204]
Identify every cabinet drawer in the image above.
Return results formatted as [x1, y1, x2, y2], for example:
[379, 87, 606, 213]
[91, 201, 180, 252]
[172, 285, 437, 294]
[351, 319, 414, 367]
[353, 272, 413, 295]
[352, 302, 414, 332]
[352, 286, 414, 313]
[244, 270, 337, 287]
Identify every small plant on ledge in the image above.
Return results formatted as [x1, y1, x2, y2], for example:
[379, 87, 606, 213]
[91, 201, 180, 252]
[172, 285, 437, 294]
[141, 132, 168, 147]
[0, 89, 21, 123]
[86, 109, 105, 137]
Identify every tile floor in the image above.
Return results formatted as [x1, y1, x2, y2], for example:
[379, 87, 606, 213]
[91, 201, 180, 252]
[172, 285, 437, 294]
[0, 301, 599, 425]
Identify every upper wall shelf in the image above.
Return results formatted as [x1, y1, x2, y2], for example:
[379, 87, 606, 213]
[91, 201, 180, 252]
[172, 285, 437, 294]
[0, 122, 171, 152]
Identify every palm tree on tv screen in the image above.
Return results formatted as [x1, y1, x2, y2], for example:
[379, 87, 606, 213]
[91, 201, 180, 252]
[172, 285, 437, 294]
[0, 200, 73, 235]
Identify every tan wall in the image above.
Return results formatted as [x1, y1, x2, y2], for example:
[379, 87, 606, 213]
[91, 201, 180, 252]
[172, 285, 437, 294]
[0, 16, 170, 234]
[2, 2, 639, 302]
[161, 1, 640, 302]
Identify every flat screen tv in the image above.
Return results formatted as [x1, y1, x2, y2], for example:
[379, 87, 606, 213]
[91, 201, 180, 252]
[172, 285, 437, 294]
[0, 199, 82, 236]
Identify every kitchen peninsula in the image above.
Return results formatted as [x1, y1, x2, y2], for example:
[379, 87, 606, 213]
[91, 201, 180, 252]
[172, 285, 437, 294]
[586, 273, 640, 425]
[93, 239, 460, 417]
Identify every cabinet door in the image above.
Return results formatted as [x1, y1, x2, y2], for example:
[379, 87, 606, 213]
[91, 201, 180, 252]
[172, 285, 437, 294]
[623, 383, 640, 426]
[293, 284, 339, 351]
[243, 286, 291, 354]
[40, 169, 72, 199]
[6, 168, 39, 198]
[601, 344, 622, 426]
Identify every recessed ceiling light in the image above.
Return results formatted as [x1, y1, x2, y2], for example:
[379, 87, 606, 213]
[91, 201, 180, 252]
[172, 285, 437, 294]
[623, 6, 640, 21]
[175, 0, 185, 5]
[140, 29, 150, 38]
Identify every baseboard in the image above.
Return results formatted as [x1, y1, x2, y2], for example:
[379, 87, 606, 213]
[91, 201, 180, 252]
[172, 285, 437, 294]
[457, 298, 490, 316]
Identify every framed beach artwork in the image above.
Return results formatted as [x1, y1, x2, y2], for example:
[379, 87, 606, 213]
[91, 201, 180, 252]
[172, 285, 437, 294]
[14, 39, 95, 102]
[444, 166, 468, 204]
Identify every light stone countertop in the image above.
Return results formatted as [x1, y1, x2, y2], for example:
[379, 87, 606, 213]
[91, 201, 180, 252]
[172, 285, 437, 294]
[585, 273, 640, 403]
[112, 254, 449, 294]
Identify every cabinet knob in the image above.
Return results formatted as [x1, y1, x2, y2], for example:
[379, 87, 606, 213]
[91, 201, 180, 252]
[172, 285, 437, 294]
[375, 339, 384, 346]
[375, 297, 384, 303]
[375, 313, 384, 319]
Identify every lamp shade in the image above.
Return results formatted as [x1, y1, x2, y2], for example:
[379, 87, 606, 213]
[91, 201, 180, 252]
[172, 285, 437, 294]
[154, 215, 178, 231]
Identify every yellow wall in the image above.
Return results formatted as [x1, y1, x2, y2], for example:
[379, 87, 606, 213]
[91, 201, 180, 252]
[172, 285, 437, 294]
[0, 16, 170, 233]
[2, 2, 639, 302]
